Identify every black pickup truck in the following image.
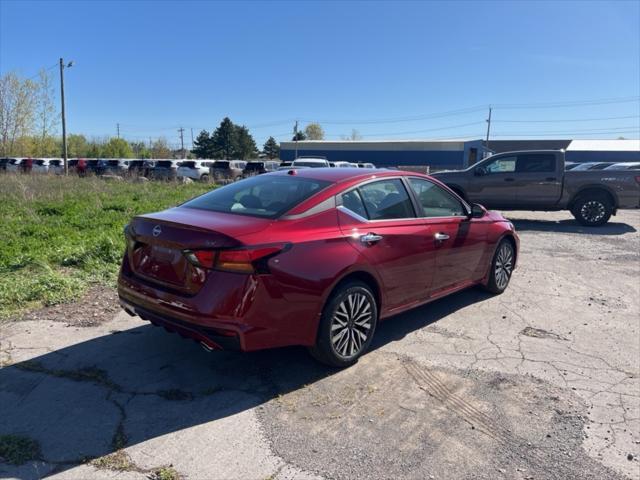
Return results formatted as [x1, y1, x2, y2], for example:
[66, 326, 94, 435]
[432, 150, 640, 226]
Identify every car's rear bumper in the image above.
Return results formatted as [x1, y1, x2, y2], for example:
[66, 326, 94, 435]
[117, 255, 323, 351]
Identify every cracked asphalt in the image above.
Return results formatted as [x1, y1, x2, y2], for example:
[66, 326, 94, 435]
[1, 210, 639, 480]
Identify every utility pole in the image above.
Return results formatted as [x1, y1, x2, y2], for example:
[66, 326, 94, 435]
[294, 120, 298, 160]
[117, 123, 120, 138]
[59, 58, 69, 175]
[485, 106, 492, 152]
[178, 127, 185, 158]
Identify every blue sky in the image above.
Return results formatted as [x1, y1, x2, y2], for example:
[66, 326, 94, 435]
[1, 0, 639, 148]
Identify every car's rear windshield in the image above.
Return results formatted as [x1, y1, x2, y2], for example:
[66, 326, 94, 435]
[180, 161, 196, 168]
[245, 162, 264, 170]
[129, 160, 144, 167]
[181, 175, 332, 218]
[107, 160, 121, 166]
[212, 161, 230, 169]
[156, 161, 174, 168]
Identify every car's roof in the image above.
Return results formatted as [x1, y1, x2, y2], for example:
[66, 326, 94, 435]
[267, 166, 418, 183]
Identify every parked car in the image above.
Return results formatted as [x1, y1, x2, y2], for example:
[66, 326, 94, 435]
[357, 163, 376, 169]
[128, 159, 155, 177]
[603, 162, 640, 171]
[47, 159, 65, 174]
[0, 158, 8, 171]
[31, 158, 57, 174]
[570, 162, 614, 171]
[5, 158, 34, 173]
[85, 159, 106, 175]
[151, 160, 182, 180]
[332, 161, 354, 168]
[432, 150, 640, 226]
[177, 160, 213, 181]
[279, 161, 293, 168]
[102, 159, 131, 176]
[292, 158, 331, 168]
[242, 160, 280, 177]
[210, 160, 247, 182]
[118, 168, 519, 367]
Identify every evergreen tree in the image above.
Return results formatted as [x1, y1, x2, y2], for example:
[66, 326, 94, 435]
[191, 130, 211, 158]
[292, 131, 307, 141]
[234, 125, 258, 159]
[263, 136, 280, 159]
[211, 117, 236, 159]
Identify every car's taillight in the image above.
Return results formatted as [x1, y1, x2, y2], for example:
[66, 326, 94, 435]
[124, 224, 138, 252]
[184, 244, 287, 273]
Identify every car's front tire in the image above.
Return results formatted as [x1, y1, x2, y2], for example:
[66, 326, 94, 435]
[571, 194, 613, 226]
[309, 281, 378, 368]
[483, 239, 515, 294]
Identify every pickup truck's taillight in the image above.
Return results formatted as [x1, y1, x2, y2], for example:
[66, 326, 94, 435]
[184, 244, 287, 273]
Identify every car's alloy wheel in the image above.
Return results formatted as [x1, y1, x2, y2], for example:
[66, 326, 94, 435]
[493, 243, 514, 291]
[483, 239, 514, 294]
[330, 293, 373, 358]
[309, 281, 378, 367]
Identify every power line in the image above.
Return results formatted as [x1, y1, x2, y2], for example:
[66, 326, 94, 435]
[494, 114, 640, 123]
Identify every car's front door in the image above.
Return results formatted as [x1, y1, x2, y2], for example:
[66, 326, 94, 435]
[466, 155, 518, 208]
[407, 178, 488, 294]
[337, 178, 436, 311]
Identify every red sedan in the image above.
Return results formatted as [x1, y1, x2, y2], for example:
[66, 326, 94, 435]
[118, 168, 519, 367]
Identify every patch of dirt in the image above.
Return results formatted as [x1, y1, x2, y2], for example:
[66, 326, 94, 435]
[520, 326, 568, 341]
[19, 285, 119, 327]
[258, 353, 625, 480]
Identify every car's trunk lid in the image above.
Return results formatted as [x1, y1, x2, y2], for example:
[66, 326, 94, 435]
[127, 207, 271, 293]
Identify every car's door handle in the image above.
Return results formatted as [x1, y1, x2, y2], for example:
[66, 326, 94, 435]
[434, 232, 450, 241]
[504, 177, 515, 182]
[360, 232, 383, 244]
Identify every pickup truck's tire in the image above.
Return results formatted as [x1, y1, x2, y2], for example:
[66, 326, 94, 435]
[483, 239, 515, 294]
[571, 194, 613, 226]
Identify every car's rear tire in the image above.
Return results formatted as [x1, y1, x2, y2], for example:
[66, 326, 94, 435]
[483, 239, 515, 294]
[201, 174, 209, 182]
[309, 281, 378, 368]
[571, 194, 613, 226]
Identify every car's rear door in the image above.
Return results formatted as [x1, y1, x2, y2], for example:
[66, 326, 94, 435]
[512, 152, 563, 207]
[337, 177, 436, 311]
[407, 177, 488, 294]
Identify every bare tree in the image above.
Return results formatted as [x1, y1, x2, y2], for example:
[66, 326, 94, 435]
[35, 69, 58, 156]
[341, 129, 362, 141]
[0, 72, 38, 156]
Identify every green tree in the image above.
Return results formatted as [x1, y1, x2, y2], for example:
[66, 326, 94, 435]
[210, 117, 236, 159]
[262, 136, 280, 159]
[292, 130, 307, 141]
[67, 134, 89, 157]
[304, 122, 324, 140]
[191, 130, 212, 158]
[151, 137, 171, 158]
[234, 125, 258, 159]
[102, 137, 134, 158]
[129, 141, 151, 159]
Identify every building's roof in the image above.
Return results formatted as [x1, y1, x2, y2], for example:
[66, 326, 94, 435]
[566, 139, 640, 151]
[280, 139, 482, 151]
[486, 139, 571, 153]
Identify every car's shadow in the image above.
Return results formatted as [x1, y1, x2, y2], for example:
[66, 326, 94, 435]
[508, 217, 636, 235]
[0, 288, 488, 478]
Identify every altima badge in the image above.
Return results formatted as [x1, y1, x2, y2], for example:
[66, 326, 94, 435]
[152, 225, 162, 237]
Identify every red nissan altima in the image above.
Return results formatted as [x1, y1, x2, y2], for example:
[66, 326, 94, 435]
[118, 168, 519, 367]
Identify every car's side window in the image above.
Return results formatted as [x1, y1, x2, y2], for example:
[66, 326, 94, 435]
[484, 156, 516, 174]
[516, 154, 556, 173]
[341, 189, 368, 219]
[408, 178, 466, 217]
[356, 179, 415, 220]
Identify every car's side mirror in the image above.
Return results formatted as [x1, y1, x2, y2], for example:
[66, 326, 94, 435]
[474, 166, 486, 176]
[470, 203, 487, 219]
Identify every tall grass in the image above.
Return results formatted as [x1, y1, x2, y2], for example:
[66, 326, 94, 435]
[0, 175, 213, 320]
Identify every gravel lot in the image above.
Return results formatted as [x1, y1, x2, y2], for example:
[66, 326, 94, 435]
[1, 210, 638, 480]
